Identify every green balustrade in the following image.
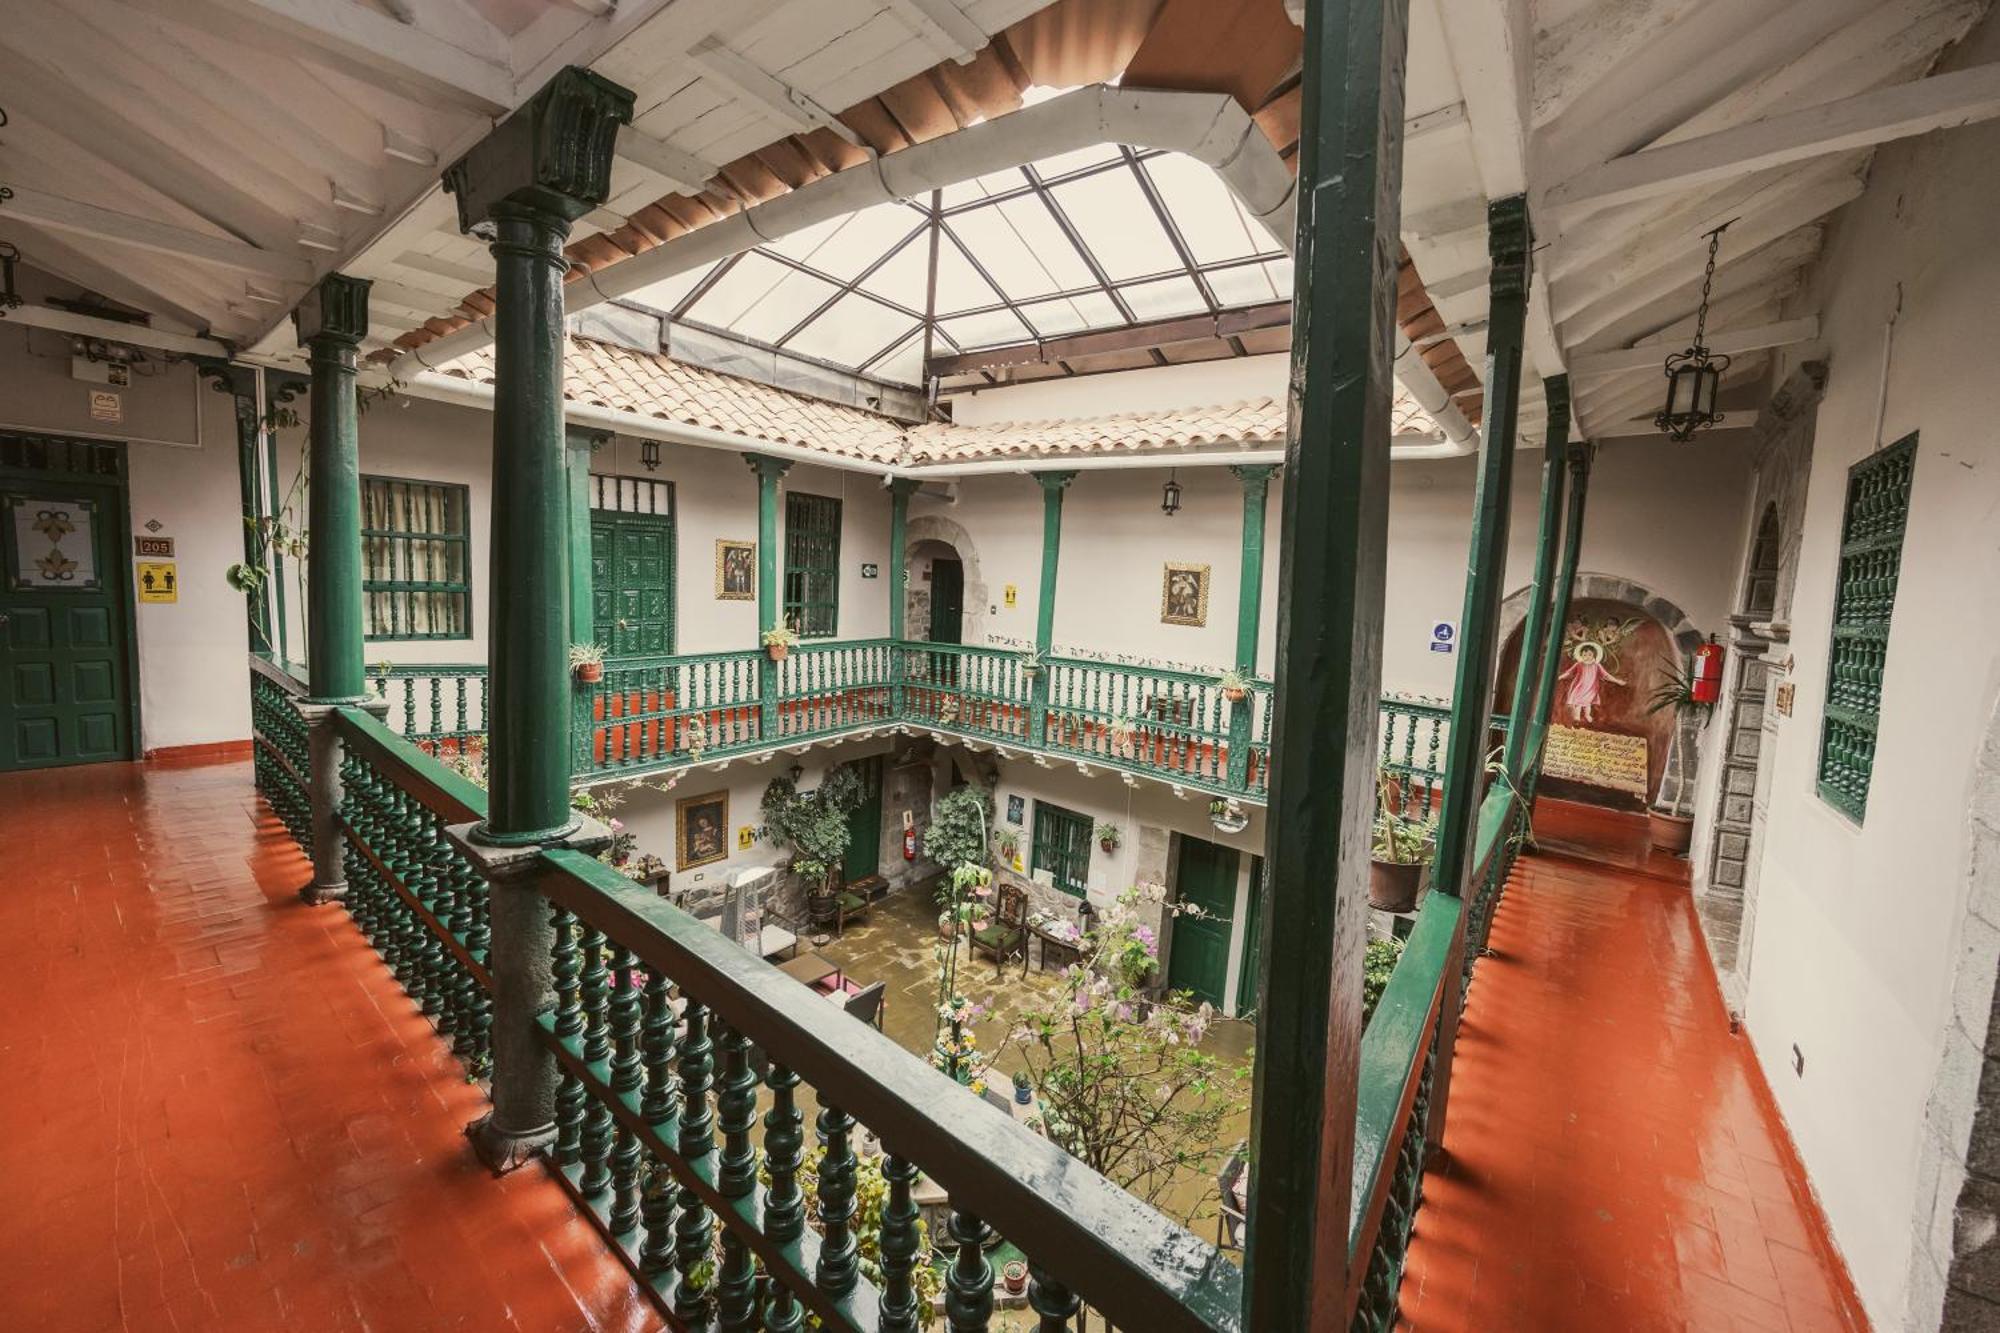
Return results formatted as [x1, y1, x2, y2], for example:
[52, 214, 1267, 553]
[250, 657, 314, 853]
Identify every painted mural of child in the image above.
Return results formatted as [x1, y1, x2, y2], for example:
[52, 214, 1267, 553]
[1558, 641, 1626, 724]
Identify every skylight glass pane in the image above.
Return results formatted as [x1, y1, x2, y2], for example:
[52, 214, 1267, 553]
[1018, 291, 1124, 337]
[869, 329, 927, 384]
[623, 259, 719, 315]
[946, 197, 1095, 301]
[938, 308, 1034, 350]
[785, 293, 917, 364]
[942, 166, 1029, 209]
[766, 200, 926, 281]
[1118, 275, 1208, 321]
[1049, 167, 1182, 282]
[690, 254, 841, 343]
[1204, 259, 1287, 306]
[859, 237, 933, 312]
[932, 240, 1001, 315]
[1143, 153, 1274, 265]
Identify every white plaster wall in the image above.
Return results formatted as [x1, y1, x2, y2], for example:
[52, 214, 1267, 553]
[1736, 18, 2000, 1321]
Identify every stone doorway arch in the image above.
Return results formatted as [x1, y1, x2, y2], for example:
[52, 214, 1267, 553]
[904, 513, 988, 646]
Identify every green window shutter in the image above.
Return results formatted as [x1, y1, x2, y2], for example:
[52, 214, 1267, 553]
[360, 475, 472, 641]
[1031, 800, 1093, 897]
[1816, 433, 1915, 823]
[783, 491, 841, 638]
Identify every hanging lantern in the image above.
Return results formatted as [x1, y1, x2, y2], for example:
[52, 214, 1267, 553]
[1161, 469, 1182, 517]
[1654, 221, 1734, 443]
[639, 438, 661, 471]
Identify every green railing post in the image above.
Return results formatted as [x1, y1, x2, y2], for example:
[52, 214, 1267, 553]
[1501, 377, 1571, 786]
[889, 476, 917, 714]
[1029, 471, 1076, 747]
[1525, 443, 1595, 809]
[292, 275, 373, 906]
[441, 65, 633, 1172]
[1243, 0, 1411, 1323]
[567, 427, 605, 773]
[1227, 464, 1276, 790]
[1427, 195, 1532, 901]
[747, 453, 793, 738]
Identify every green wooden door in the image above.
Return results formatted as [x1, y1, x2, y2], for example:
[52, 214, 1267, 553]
[1169, 836, 1238, 1008]
[1235, 855, 1264, 1018]
[928, 557, 962, 644]
[2, 478, 133, 770]
[591, 510, 674, 658]
[842, 755, 884, 884]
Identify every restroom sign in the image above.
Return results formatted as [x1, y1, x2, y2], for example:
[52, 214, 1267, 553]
[1429, 620, 1457, 653]
[136, 560, 178, 603]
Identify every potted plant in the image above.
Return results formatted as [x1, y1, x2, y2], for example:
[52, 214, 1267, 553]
[761, 623, 797, 662]
[1011, 1069, 1035, 1106]
[1369, 779, 1435, 913]
[1108, 712, 1138, 755]
[1209, 798, 1249, 834]
[1645, 657, 1716, 855]
[569, 642, 605, 684]
[994, 824, 1021, 866]
[1002, 1259, 1030, 1295]
[1217, 667, 1252, 703]
[1019, 647, 1043, 679]
[1094, 820, 1121, 853]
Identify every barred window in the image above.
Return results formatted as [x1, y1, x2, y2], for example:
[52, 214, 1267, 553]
[361, 475, 471, 641]
[1031, 800, 1093, 897]
[783, 491, 841, 638]
[1816, 433, 1914, 823]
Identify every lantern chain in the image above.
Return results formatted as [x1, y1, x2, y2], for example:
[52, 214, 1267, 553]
[1691, 218, 1735, 352]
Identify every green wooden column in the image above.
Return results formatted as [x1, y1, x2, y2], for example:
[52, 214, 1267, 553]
[1427, 194, 1533, 901]
[1227, 464, 1276, 790]
[888, 476, 918, 713]
[1029, 471, 1076, 746]
[1242, 0, 1411, 1323]
[1501, 376, 1571, 785]
[1524, 442, 1595, 806]
[296, 274, 372, 705]
[197, 363, 271, 654]
[440, 66, 633, 1173]
[747, 453, 793, 737]
[566, 427, 604, 774]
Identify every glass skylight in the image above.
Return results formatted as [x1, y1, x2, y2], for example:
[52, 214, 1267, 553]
[622, 132, 1291, 386]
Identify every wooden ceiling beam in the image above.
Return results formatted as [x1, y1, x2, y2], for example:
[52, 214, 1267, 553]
[0, 186, 314, 283]
[925, 300, 1289, 376]
[1569, 316, 1820, 381]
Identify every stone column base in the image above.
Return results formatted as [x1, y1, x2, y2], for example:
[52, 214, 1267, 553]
[295, 697, 391, 905]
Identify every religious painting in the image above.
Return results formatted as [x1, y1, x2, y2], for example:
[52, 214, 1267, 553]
[676, 790, 729, 870]
[1492, 598, 1681, 812]
[1161, 561, 1210, 627]
[715, 539, 755, 600]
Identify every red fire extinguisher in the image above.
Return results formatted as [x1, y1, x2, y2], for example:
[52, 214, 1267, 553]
[1691, 635, 1724, 705]
[903, 826, 918, 861]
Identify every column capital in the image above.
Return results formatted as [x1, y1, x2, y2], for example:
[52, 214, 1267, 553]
[196, 360, 256, 400]
[443, 66, 635, 234]
[887, 476, 921, 497]
[293, 273, 371, 349]
[744, 452, 794, 481]
[1229, 462, 1278, 490]
[1033, 470, 1077, 494]
[565, 425, 611, 453]
[1565, 441, 1595, 474]
[1487, 193, 1534, 302]
[1542, 373, 1571, 428]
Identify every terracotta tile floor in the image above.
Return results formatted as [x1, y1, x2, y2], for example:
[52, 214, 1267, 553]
[1397, 836, 1869, 1332]
[0, 758, 656, 1332]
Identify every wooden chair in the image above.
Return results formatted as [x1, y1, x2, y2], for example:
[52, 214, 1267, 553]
[841, 980, 887, 1030]
[1216, 1143, 1248, 1251]
[971, 883, 1028, 975]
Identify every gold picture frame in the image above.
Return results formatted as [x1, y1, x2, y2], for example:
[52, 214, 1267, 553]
[1160, 561, 1210, 627]
[715, 539, 755, 600]
[676, 790, 730, 870]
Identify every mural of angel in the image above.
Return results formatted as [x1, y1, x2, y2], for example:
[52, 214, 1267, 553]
[1558, 614, 1641, 724]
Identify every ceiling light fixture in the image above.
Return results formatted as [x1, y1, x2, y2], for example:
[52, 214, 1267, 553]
[1161, 469, 1182, 517]
[1655, 220, 1735, 443]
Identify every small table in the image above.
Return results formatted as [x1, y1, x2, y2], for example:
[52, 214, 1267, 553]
[779, 952, 843, 990]
[1026, 922, 1084, 975]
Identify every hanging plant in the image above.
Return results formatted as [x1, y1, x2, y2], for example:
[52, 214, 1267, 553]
[761, 622, 798, 661]
[1217, 668, 1252, 703]
[1093, 820, 1122, 853]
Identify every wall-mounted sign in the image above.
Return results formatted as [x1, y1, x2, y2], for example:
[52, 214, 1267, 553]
[135, 536, 174, 558]
[1541, 724, 1649, 798]
[1429, 620, 1457, 653]
[136, 560, 178, 603]
[1775, 682, 1796, 717]
[736, 825, 756, 850]
[89, 390, 122, 423]
[860, 562, 879, 579]
[1004, 583, 1017, 608]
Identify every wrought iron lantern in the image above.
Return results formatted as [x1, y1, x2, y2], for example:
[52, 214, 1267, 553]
[639, 437, 661, 471]
[1161, 469, 1182, 517]
[1655, 221, 1733, 442]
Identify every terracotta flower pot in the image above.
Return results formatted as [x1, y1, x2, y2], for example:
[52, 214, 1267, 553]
[574, 661, 604, 684]
[1648, 810, 1695, 855]
[1002, 1260, 1029, 1295]
[1223, 686, 1247, 703]
[767, 643, 790, 661]
[1368, 858, 1425, 914]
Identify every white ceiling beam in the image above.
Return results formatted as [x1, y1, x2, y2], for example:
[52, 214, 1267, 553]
[1551, 64, 2000, 214]
[0, 303, 235, 358]
[6, 226, 239, 336]
[0, 186, 315, 283]
[513, 0, 678, 97]
[615, 132, 719, 196]
[1562, 216, 1831, 351]
[885, 0, 988, 64]
[687, 36, 865, 148]
[1570, 317, 1820, 381]
[171, 0, 514, 114]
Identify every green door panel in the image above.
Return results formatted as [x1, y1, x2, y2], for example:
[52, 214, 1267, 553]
[1235, 855, 1265, 1017]
[928, 557, 963, 644]
[842, 755, 884, 885]
[1168, 835, 1238, 1009]
[591, 509, 675, 658]
[2, 478, 133, 771]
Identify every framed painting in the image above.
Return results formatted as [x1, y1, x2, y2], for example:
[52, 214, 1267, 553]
[676, 790, 730, 870]
[1161, 561, 1210, 627]
[715, 539, 755, 600]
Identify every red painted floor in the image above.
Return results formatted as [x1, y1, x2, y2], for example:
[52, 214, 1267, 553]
[1397, 845, 1869, 1332]
[0, 758, 656, 1332]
